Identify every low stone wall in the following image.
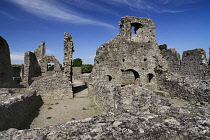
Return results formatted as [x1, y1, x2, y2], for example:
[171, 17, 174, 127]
[73, 67, 81, 75]
[29, 75, 73, 99]
[0, 90, 43, 131]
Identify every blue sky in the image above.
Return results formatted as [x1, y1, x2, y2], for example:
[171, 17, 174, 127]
[1, 0, 210, 64]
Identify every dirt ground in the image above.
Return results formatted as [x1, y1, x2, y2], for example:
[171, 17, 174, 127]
[30, 79, 104, 129]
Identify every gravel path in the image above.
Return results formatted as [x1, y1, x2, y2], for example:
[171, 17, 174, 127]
[30, 80, 104, 129]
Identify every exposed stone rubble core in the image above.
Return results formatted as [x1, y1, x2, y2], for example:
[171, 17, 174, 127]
[29, 75, 73, 99]
[0, 36, 13, 88]
[0, 86, 209, 139]
[63, 32, 74, 82]
[0, 89, 43, 131]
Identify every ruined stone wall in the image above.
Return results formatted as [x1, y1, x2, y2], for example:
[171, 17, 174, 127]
[72, 67, 81, 75]
[161, 48, 209, 80]
[91, 17, 167, 91]
[24, 51, 41, 86]
[29, 75, 73, 99]
[0, 36, 13, 88]
[39, 55, 62, 76]
[63, 32, 74, 82]
[0, 90, 42, 131]
[34, 42, 46, 63]
[1, 85, 210, 139]
[181, 48, 208, 79]
[160, 48, 181, 73]
[118, 16, 155, 43]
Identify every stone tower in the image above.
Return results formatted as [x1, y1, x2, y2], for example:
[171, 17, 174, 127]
[118, 16, 156, 43]
[63, 32, 74, 82]
[0, 36, 13, 87]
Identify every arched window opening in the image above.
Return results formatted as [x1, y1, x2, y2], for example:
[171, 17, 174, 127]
[121, 69, 140, 86]
[147, 73, 154, 83]
[47, 63, 54, 71]
[131, 23, 144, 35]
[105, 75, 112, 81]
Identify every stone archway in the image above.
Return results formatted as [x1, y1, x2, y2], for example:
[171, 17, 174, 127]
[121, 69, 140, 86]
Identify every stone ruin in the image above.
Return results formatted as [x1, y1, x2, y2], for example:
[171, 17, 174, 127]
[0, 36, 14, 88]
[0, 16, 210, 139]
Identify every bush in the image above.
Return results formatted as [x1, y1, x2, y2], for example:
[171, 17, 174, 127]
[82, 64, 93, 73]
[158, 44, 167, 51]
[73, 58, 83, 67]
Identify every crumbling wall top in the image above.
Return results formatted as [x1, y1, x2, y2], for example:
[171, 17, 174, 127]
[118, 16, 155, 43]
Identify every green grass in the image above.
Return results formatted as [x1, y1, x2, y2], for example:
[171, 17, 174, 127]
[55, 102, 59, 105]
[47, 117, 52, 119]
[71, 118, 76, 120]
[48, 107, 53, 110]
[82, 107, 87, 110]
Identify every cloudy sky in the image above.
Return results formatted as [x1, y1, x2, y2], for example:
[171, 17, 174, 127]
[1, 0, 210, 64]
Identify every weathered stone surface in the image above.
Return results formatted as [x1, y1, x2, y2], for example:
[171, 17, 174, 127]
[72, 67, 81, 75]
[34, 42, 46, 63]
[0, 36, 13, 88]
[39, 55, 62, 76]
[63, 32, 74, 82]
[29, 75, 73, 99]
[0, 86, 209, 139]
[0, 90, 42, 131]
[23, 51, 41, 86]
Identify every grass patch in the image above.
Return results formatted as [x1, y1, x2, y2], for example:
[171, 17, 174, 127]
[82, 107, 87, 110]
[55, 102, 59, 105]
[48, 107, 53, 110]
[71, 118, 76, 120]
[47, 117, 52, 119]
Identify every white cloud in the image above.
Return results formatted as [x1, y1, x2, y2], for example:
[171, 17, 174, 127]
[0, 11, 17, 20]
[88, 55, 96, 59]
[9, 0, 115, 29]
[46, 49, 55, 55]
[102, 0, 194, 13]
[10, 54, 24, 61]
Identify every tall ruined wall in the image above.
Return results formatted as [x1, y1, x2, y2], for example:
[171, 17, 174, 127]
[160, 48, 181, 73]
[118, 16, 155, 43]
[91, 16, 167, 91]
[63, 32, 74, 82]
[161, 48, 209, 80]
[181, 48, 208, 79]
[0, 36, 13, 88]
[34, 42, 46, 63]
[24, 51, 41, 86]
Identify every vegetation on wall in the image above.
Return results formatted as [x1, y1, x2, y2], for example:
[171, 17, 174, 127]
[158, 44, 167, 51]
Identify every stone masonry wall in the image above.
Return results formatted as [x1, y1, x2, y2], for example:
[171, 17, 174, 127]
[0, 36, 13, 88]
[29, 75, 73, 99]
[24, 51, 41, 86]
[161, 48, 209, 80]
[63, 32, 74, 82]
[0, 90, 43, 131]
[72, 67, 81, 75]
